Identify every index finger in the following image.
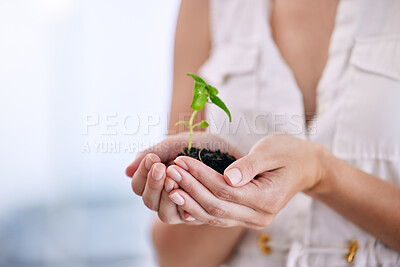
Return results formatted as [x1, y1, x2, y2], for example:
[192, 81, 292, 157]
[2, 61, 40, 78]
[174, 156, 247, 204]
[131, 153, 160, 196]
[175, 156, 278, 211]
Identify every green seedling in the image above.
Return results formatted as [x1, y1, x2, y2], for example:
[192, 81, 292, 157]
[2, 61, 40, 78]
[175, 73, 232, 152]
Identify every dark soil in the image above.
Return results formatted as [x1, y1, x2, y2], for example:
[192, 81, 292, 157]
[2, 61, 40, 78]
[178, 147, 236, 174]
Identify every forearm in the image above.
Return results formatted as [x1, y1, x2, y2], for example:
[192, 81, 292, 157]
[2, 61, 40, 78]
[168, 0, 210, 134]
[310, 148, 400, 251]
[153, 219, 244, 267]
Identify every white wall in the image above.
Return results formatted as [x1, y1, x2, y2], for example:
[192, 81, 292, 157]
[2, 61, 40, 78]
[0, 0, 179, 266]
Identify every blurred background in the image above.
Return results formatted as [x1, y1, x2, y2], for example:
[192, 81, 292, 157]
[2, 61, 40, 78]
[0, 0, 180, 266]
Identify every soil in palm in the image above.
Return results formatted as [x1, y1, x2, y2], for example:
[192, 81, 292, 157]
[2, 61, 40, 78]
[179, 147, 236, 174]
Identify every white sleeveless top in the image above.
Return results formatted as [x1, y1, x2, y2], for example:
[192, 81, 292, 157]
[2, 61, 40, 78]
[199, 0, 400, 266]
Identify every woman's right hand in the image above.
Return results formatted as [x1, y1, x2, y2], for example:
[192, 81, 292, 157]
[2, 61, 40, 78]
[125, 133, 241, 225]
[128, 151, 197, 224]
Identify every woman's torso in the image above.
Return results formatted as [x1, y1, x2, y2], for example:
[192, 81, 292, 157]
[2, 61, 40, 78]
[270, 0, 339, 120]
[199, 0, 400, 266]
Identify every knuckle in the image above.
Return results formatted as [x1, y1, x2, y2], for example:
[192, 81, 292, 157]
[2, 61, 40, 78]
[249, 224, 264, 231]
[247, 161, 256, 178]
[131, 182, 143, 196]
[143, 198, 156, 211]
[264, 197, 283, 214]
[207, 218, 226, 227]
[215, 188, 233, 201]
[233, 190, 244, 202]
[246, 213, 274, 230]
[147, 179, 161, 191]
[215, 188, 243, 203]
[183, 182, 194, 195]
[268, 203, 280, 214]
[257, 216, 273, 228]
[208, 205, 226, 217]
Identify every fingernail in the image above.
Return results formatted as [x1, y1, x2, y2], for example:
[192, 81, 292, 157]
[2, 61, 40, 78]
[145, 154, 156, 170]
[225, 168, 242, 185]
[169, 192, 185, 206]
[152, 164, 164, 181]
[165, 179, 174, 193]
[167, 167, 182, 182]
[174, 157, 189, 170]
[185, 215, 195, 221]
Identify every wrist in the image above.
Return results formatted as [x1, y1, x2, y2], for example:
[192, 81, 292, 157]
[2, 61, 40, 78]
[305, 143, 336, 197]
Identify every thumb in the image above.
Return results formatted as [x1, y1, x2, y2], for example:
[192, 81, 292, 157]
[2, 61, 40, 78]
[223, 152, 276, 187]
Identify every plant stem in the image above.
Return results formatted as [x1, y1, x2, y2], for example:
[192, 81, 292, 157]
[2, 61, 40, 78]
[187, 110, 198, 152]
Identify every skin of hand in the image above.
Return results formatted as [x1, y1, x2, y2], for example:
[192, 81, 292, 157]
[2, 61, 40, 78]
[165, 134, 400, 251]
[125, 132, 243, 225]
[164, 134, 326, 229]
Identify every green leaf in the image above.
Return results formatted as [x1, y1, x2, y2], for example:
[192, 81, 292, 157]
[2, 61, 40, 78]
[187, 73, 231, 123]
[209, 94, 232, 122]
[206, 85, 218, 96]
[197, 120, 209, 128]
[175, 121, 188, 127]
[187, 73, 206, 84]
[190, 82, 208, 111]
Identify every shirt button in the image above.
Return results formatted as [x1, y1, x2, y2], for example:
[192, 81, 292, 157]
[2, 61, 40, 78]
[258, 233, 271, 255]
[346, 240, 358, 263]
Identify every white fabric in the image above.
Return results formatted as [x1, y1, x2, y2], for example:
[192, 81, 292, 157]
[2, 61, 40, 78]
[199, 0, 400, 266]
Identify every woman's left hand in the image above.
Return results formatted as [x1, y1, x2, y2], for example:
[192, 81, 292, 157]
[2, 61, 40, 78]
[166, 134, 328, 229]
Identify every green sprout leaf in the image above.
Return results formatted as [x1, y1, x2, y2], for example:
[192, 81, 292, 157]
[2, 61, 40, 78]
[205, 85, 218, 96]
[175, 121, 188, 127]
[196, 120, 209, 128]
[209, 94, 232, 122]
[183, 73, 232, 152]
[187, 73, 206, 84]
[190, 82, 208, 111]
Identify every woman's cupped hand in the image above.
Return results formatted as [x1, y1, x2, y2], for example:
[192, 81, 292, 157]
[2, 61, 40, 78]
[126, 133, 328, 229]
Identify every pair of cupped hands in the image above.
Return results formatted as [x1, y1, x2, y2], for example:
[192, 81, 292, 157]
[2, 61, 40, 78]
[126, 133, 326, 229]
